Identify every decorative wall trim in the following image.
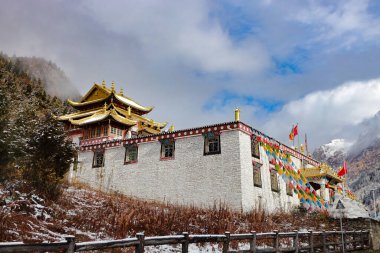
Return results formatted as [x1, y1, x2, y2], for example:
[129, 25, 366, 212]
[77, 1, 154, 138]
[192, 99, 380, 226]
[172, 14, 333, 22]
[79, 120, 320, 166]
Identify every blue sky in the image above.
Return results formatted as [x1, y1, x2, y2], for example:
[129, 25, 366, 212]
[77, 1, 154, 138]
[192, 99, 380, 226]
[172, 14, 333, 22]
[1, 0, 380, 149]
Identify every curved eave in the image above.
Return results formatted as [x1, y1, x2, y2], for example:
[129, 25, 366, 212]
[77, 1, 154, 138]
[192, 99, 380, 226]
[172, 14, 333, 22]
[69, 112, 110, 126]
[67, 95, 110, 108]
[57, 109, 102, 121]
[114, 106, 166, 128]
[114, 94, 153, 113]
[110, 110, 137, 126]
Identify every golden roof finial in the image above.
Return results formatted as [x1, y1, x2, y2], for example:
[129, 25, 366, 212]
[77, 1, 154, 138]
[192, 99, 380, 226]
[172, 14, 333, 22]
[235, 108, 240, 121]
[111, 81, 115, 92]
[104, 102, 107, 111]
[119, 88, 123, 96]
[102, 80, 106, 88]
[169, 125, 175, 132]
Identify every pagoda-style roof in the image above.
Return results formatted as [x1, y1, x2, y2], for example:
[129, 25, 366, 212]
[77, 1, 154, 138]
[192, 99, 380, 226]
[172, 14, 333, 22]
[300, 163, 343, 184]
[67, 82, 153, 114]
[58, 101, 167, 133]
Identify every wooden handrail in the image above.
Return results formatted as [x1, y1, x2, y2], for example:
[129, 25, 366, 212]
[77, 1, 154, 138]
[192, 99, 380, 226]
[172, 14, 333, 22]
[0, 230, 371, 253]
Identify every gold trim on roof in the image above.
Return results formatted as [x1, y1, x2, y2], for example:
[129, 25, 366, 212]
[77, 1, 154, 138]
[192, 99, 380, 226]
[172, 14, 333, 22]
[300, 163, 343, 183]
[68, 109, 137, 126]
[68, 83, 153, 113]
[114, 106, 166, 129]
[57, 108, 103, 121]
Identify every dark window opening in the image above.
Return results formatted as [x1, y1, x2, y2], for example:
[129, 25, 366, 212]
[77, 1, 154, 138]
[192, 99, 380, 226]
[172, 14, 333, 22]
[251, 135, 260, 159]
[92, 150, 105, 168]
[125, 144, 138, 164]
[204, 132, 221, 155]
[160, 139, 175, 159]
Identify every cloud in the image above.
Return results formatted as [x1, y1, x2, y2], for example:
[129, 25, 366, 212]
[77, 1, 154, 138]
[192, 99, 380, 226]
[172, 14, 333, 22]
[1, 0, 380, 151]
[263, 78, 380, 149]
[294, 0, 380, 48]
[82, 0, 270, 74]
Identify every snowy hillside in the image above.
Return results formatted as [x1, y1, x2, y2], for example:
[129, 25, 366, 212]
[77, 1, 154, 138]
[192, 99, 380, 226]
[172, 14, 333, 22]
[313, 111, 380, 217]
[313, 139, 352, 169]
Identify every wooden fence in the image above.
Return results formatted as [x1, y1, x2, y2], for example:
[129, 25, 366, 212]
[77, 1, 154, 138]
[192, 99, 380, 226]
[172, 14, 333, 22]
[0, 230, 371, 253]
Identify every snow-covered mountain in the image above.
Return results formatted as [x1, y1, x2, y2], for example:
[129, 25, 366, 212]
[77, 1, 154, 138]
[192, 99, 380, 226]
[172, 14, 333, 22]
[313, 139, 352, 170]
[313, 111, 380, 216]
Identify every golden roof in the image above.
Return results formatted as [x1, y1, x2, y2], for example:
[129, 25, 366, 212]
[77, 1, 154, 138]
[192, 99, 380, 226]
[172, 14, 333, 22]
[68, 108, 137, 126]
[300, 163, 343, 183]
[67, 83, 153, 113]
[59, 102, 166, 130]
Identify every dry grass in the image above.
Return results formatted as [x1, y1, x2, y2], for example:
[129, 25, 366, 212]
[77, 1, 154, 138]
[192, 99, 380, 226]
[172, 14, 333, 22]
[0, 181, 336, 244]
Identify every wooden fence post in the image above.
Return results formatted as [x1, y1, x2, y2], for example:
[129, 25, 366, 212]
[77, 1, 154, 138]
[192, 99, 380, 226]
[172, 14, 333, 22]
[322, 231, 328, 253]
[65, 235, 75, 253]
[308, 230, 314, 253]
[273, 230, 279, 253]
[250, 231, 256, 253]
[293, 230, 299, 253]
[135, 233, 145, 253]
[182, 232, 189, 253]
[333, 229, 337, 251]
[223, 232, 230, 253]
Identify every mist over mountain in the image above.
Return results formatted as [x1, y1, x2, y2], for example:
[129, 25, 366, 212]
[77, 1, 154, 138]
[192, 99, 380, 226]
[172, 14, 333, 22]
[1, 53, 80, 100]
[313, 111, 380, 215]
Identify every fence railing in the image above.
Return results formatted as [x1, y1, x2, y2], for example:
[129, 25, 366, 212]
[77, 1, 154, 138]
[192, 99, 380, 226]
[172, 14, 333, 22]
[0, 230, 371, 253]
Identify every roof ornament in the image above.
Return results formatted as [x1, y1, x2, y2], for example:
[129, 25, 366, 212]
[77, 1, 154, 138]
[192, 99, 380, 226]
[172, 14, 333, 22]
[235, 108, 240, 121]
[169, 125, 175, 132]
[104, 102, 107, 112]
[102, 80, 106, 88]
[111, 81, 115, 92]
[119, 88, 124, 96]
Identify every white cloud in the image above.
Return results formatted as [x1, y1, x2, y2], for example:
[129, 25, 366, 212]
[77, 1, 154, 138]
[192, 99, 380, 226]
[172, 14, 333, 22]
[81, 0, 269, 74]
[294, 0, 380, 47]
[263, 78, 380, 149]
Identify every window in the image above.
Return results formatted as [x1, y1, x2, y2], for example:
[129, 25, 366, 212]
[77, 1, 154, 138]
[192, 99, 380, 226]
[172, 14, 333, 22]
[91, 128, 96, 138]
[286, 183, 293, 196]
[96, 127, 101, 137]
[103, 126, 108, 136]
[204, 132, 221, 155]
[125, 144, 138, 164]
[270, 171, 279, 192]
[251, 135, 260, 159]
[160, 138, 175, 159]
[92, 150, 105, 168]
[253, 167, 262, 187]
[111, 126, 122, 136]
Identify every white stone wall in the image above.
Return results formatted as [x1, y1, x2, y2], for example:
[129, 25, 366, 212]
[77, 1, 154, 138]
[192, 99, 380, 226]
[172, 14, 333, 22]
[73, 128, 302, 212]
[239, 132, 300, 213]
[75, 130, 244, 210]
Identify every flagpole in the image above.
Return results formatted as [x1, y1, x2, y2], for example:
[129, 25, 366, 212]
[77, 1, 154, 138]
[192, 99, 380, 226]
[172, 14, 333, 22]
[292, 124, 294, 147]
[297, 123, 300, 150]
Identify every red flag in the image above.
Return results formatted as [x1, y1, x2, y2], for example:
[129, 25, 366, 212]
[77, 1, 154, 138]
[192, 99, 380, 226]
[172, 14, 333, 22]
[289, 125, 295, 141]
[337, 161, 347, 177]
[293, 124, 298, 137]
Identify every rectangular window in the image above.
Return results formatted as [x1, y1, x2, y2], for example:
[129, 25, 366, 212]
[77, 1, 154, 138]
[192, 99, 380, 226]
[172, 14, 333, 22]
[204, 132, 221, 155]
[286, 183, 293, 196]
[125, 144, 138, 164]
[253, 167, 262, 187]
[103, 126, 108, 136]
[96, 127, 101, 137]
[92, 150, 105, 168]
[251, 135, 260, 159]
[270, 171, 279, 192]
[160, 138, 175, 159]
[91, 128, 96, 138]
